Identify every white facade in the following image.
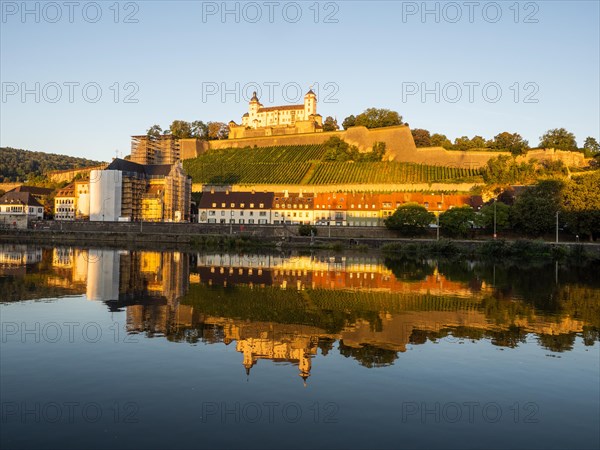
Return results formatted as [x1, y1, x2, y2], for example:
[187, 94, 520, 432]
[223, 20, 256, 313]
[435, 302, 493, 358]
[202, 207, 271, 225]
[89, 170, 123, 221]
[55, 197, 75, 220]
[86, 248, 120, 301]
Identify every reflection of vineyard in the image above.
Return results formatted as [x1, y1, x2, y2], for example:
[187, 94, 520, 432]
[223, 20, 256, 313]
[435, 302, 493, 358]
[122, 281, 598, 379]
[183, 144, 483, 185]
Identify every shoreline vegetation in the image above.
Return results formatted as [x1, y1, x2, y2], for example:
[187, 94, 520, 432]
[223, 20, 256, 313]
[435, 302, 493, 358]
[2, 227, 599, 262]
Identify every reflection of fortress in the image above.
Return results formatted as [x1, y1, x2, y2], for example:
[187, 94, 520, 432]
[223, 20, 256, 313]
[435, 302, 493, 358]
[2, 245, 595, 381]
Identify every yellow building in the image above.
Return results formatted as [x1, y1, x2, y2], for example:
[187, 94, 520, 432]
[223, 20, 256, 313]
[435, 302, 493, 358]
[228, 89, 323, 139]
[54, 184, 76, 220]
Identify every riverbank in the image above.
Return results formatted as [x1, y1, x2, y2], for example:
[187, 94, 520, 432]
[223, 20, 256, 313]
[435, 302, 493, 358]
[1, 223, 599, 261]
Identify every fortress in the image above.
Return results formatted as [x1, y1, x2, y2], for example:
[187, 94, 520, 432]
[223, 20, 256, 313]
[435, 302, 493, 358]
[227, 89, 323, 139]
[172, 88, 588, 170]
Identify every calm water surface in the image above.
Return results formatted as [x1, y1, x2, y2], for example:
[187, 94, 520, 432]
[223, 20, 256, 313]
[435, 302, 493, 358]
[1, 244, 599, 450]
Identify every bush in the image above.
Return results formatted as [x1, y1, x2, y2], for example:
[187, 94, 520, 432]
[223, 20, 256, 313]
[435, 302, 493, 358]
[298, 224, 317, 236]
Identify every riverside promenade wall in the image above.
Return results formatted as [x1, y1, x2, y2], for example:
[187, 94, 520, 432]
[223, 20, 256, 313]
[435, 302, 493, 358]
[1, 222, 597, 251]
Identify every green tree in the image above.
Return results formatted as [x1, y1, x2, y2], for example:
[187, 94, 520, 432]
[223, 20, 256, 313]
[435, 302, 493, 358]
[146, 124, 162, 138]
[298, 224, 318, 236]
[470, 135, 487, 149]
[561, 172, 600, 240]
[384, 203, 435, 236]
[583, 137, 599, 155]
[411, 128, 431, 147]
[477, 202, 511, 232]
[539, 128, 578, 151]
[482, 155, 536, 184]
[342, 115, 356, 130]
[430, 133, 452, 149]
[207, 122, 229, 140]
[322, 116, 339, 132]
[354, 108, 403, 129]
[322, 137, 358, 161]
[191, 121, 209, 140]
[490, 132, 529, 155]
[439, 206, 476, 237]
[169, 120, 193, 139]
[511, 179, 563, 236]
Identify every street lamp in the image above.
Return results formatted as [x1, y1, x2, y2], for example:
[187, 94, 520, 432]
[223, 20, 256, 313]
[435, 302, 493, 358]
[555, 211, 559, 244]
[493, 200, 497, 239]
[436, 213, 440, 241]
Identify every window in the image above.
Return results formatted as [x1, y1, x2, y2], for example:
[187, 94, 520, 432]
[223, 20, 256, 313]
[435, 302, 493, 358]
[260, 211, 266, 216]
[259, 203, 264, 208]
[424, 202, 429, 209]
[240, 211, 244, 216]
[250, 203, 254, 208]
[209, 211, 216, 216]
[274, 212, 279, 217]
[230, 203, 235, 208]
[240, 203, 245, 208]
[250, 211, 254, 216]
[275, 204, 279, 208]
[221, 203, 226, 208]
[221, 211, 225, 216]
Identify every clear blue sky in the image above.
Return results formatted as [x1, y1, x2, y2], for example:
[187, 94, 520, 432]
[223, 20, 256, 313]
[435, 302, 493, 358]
[1, 0, 599, 161]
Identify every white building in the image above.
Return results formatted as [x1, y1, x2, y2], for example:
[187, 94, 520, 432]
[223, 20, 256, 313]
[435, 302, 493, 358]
[89, 169, 123, 221]
[198, 191, 273, 225]
[0, 191, 44, 228]
[272, 191, 314, 225]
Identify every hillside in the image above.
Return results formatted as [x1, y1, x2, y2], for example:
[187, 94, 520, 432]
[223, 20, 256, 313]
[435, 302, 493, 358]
[183, 144, 483, 185]
[0, 147, 103, 182]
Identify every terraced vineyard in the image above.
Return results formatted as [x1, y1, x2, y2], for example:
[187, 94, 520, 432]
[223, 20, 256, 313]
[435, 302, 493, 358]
[307, 162, 481, 185]
[185, 162, 312, 185]
[183, 144, 483, 185]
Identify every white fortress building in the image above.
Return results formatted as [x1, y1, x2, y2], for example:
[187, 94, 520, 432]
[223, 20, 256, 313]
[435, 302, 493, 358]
[228, 89, 323, 139]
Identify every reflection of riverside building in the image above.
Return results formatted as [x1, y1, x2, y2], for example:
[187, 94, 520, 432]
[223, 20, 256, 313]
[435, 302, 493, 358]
[84, 249, 188, 303]
[193, 253, 478, 296]
[0, 245, 43, 266]
[45, 248, 189, 303]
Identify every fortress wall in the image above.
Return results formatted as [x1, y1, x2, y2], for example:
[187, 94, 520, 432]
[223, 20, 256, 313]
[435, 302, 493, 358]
[182, 126, 505, 169]
[193, 182, 479, 193]
[0, 183, 22, 192]
[517, 148, 587, 167]
[180, 128, 588, 170]
[409, 147, 510, 168]
[47, 165, 107, 183]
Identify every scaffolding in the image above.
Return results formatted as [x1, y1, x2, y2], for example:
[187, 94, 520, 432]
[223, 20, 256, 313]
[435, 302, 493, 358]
[131, 135, 181, 165]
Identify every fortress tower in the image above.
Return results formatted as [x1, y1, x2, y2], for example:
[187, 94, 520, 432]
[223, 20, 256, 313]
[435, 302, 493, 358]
[228, 88, 323, 139]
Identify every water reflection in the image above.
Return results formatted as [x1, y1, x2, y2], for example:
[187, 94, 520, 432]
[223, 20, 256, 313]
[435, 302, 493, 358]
[1, 244, 598, 379]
